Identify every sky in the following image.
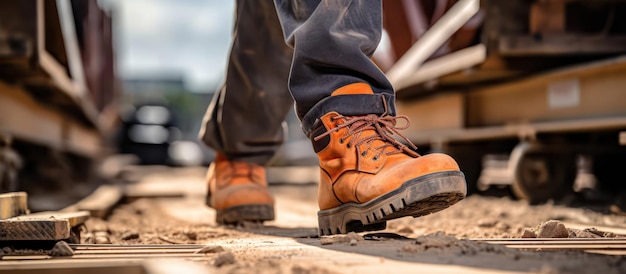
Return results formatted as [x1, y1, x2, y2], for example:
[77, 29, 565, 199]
[98, 0, 235, 92]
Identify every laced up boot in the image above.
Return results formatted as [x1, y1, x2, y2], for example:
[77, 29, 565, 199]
[206, 153, 275, 224]
[312, 84, 466, 235]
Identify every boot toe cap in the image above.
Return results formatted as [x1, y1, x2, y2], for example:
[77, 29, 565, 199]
[210, 184, 274, 210]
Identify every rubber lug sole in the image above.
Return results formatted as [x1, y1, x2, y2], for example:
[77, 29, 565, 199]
[216, 204, 275, 225]
[317, 171, 466, 236]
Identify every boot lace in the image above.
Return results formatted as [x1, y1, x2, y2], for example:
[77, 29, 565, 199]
[313, 114, 419, 159]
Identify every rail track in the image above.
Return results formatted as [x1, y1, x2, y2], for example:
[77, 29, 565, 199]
[1, 239, 624, 260]
[2, 182, 625, 273]
[474, 238, 626, 255]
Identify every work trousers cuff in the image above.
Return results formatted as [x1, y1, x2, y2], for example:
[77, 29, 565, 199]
[302, 93, 396, 138]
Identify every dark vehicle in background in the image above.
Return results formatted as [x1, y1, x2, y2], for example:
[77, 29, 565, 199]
[118, 104, 181, 165]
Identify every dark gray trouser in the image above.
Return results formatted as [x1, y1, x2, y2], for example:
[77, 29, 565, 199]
[199, 0, 395, 165]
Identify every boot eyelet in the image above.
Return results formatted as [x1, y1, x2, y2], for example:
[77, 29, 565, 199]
[361, 151, 367, 156]
[347, 143, 351, 148]
[373, 156, 379, 161]
[339, 138, 344, 144]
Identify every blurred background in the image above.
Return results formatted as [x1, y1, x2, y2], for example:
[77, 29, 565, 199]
[1, 0, 626, 210]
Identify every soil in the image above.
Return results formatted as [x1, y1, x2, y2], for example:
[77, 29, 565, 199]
[78, 167, 626, 273]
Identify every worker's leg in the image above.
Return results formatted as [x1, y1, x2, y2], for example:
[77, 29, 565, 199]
[273, 0, 467, 235]
[199, 0, 294, 165]
[273, 0, 394, 136]
[200, 0, 293, 224]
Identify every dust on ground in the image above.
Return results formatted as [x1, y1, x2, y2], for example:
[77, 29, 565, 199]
[76, 167, 626, 273]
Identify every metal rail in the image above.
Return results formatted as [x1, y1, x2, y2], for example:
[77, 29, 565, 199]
[472, 238, 626, 254]
[0, 244, 211, 262]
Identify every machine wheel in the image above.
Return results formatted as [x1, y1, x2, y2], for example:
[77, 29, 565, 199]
[511, 151, 576, 204]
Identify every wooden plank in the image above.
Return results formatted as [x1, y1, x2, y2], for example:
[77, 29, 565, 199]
[406, 116, 626, 146]
[467, 56, 626, 127]
[72, 248, 202, 255]
[70, 244, 206, 250]
[0, 218, 70, 241]
[0, 259, 209, 274]
[2, 254, 206, 260]
[397, 92, 465, 142]
[499, 35, 626, 56]
[0, 192, 29, 220]
[0, 260, 145, 274]
[0, 211, 89, 241]
[73, 185, 122, 218]
[0, 81, 102, 157]
[23, 211, 90, 227]
[123, 182, 186, 199]
[0, 82, 64, 149]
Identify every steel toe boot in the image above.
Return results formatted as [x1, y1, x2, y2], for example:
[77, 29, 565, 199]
[206, 153, 274, 224]
[312, 83, 467, 235]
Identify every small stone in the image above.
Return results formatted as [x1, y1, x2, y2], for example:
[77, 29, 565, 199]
[400, 243, 422, 253]
[521, 228, 537, 238]
[495, 222, 510, 231]
[349, 239, 357, 246]
[121, 231, 140, 241]
[213, 251, 236, 267]
[240, 221, 264, 229]
[196, 245, 225, 254]
[319, 232, 363, 245]
[319, 237, 334, 245]
[82, 232, 95, 244]
[50, 241, 74, 257]
[185, 231, 197, 241]
[477, 219, 498, 228]
[94, 231, 111, 244]
[569, 228, 600, 238]
[345, 232, 364, 242]
[537, 220, 569, 238]
[397, 226, 414, 234]
[95, 236, 111, 244]
[1, 247, 12, 255]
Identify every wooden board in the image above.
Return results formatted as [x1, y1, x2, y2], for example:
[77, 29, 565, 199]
[467, 56, 626, 127]
[499, 35, 626, 56]
[0, 259, 210, 274]
[0, 218, 70, 241]
[23, 211, 90, 227]
[0, 211, 89, 241]
[73, 185, 122, 218]
[0, 192, 29, 220]
[397, 92, 465, 143]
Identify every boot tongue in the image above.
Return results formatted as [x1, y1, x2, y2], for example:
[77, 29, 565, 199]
[330, 84, 408, 155]
[331, 83, 374, 96]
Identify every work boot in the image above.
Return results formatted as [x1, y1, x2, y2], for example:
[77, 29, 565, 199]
[312, 83, 466, 235]
[206, 153, 275, 224]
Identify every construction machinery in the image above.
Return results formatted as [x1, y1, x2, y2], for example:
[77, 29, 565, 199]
[0, 0, 116, 204]
[382, 0, 626, 202]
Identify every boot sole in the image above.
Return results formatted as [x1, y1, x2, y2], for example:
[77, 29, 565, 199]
[216, 204, 275, 225]
[317, 171, 466, 236]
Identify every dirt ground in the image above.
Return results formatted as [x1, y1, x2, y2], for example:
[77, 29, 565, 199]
[82, 167, 626, 273]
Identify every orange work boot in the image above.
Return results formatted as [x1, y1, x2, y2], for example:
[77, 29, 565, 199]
[206, 153, 275, 224]
[312, 84, 466, 235]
